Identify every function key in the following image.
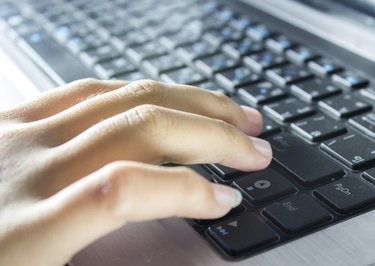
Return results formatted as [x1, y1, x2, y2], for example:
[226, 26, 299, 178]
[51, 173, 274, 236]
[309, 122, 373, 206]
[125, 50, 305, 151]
[246, 24, 272, 41]
[286, 46, 319, 65]
[266, 35, 294, 54]
[263, 194, 332, 233]
[348, 112, 375, 138]
[176, 41, 218, 62]
[315, 177, 375, 214]
[263, 97, 316, 123]
[238, 81, 288, 107]
[208, 213, 278, 255]
[215, 66, 261, 92]
[195, 53, 239, 76]
[332, 71, 369, 89]
[321, 132, 375, 170]
[291, 114, 347, 142]
[195, 204, 246, 225]
[222, 38, 264, 60]
[318, 94, 372, 119]
[291, 77, 341, 102]
[266, 64, 313, 87]
[308, 58, 343, 77]
[244, 51, 286, 73]
[233, 168, 297, 205]
[160, 67, 206, 85]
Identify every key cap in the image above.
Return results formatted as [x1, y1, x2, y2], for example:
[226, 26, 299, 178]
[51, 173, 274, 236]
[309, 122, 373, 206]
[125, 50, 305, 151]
[266, 64, 313, 87]
[187, 164, 216, 182]
[260, 116, 281, 137]
[111, 30, 150, 51]
[267, 132, 344, 186]
[80, 45, 120, 66]
[291, 115, 347, 142]
[363, 168, 375, 185]
[332, 71, 369, 89]
[286, 46, 319, 65]
[321, 132, 375, 170]
[208, 213, 278, 255]
[222, 38, 264, 60]
[308, 58, 343, 77]
[315, 177, 375, 214]
[195, 204, 246, 225]
[94, 57, 137, 79]
[318, 94, 372, 119]
[291, 77, 341, 102]
[207, 164, 244, 180]
[360, 87, 375, 102]
[265, 35, 294, 54]
[203, 26, 243, 47]
[195, 53, 239, 76]
[142, 54, 185, 77]
[67, 33, 105, 54]
[238, 81, 288, 107]
[159, 30, 200, 49]
[125, 42, 167, 64]
[233, 168, 296, 205]
[263, 97, 316, 123]
[176, 41, 218, 62]
[229, 15, 252, 31]
[348, 112, 375, 138]
[112, 71, 145, 81]
[196, 81, 228, 94]
[246, 24, 271, 41]
[160, 67, 206, 85]
[263, 194, 332, 233]
[215, 66, 261, 93]
[243, 51, 286, 73]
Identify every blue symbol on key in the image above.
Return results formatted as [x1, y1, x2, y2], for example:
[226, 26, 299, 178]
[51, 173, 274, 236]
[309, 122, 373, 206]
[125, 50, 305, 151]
[216, 226, 229, 236]
[246, 186, 254, 192]
[28, 33, 43, 43]
[323, 63, 334, 71]
[260, 87, 269, 94]
[346, 76, 358, 85]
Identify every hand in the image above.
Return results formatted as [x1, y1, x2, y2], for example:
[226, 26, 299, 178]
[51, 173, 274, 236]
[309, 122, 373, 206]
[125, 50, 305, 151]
[0, 79, 272, 266]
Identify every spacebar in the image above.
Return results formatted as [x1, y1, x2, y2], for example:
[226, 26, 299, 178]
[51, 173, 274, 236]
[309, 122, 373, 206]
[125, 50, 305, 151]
[19, 31, 95, 86]
[267, 132, 344, 186]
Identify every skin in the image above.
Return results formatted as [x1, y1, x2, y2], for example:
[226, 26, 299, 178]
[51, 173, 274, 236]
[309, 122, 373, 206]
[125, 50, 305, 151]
[0, 79, 272, 266]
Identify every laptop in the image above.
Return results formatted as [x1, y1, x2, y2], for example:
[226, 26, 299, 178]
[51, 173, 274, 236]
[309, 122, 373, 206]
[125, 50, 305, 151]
[0, 0, 374, 265]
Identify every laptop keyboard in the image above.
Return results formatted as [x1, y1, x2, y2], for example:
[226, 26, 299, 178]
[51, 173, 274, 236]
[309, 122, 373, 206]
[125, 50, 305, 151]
[1, 0, 375, 260]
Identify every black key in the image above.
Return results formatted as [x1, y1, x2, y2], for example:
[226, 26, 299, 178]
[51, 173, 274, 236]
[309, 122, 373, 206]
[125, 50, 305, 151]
[203, 26, 243, 47]
[332, 71, 369, 89]
[112, 71, 145, 81]
[360, 87, 375, 102]
[80, 45, 120, 66]
[222, 38, 264, 60]
[246, 24, 271, 41]
[208, 213, 278, 255]
[160, 67, 206, 85]
[238, 81, 288, 107]
[67, 33, 105, 53]
[266, 64, 313, 87]
[207, 164, 243, 180]
[263, 194, 332, 233]
[363, 168, 375, 185]
[308, 58, 343, 77]
[318, 94, 372, 119]
[94, 57, 137, 79]
[196, 81, 228, 94]
[348, 112, 375, 138]
[195, 204, 246, 225]
[267, 132, 344, 186]
[321, 132, 375, 170]
[215, 66, 261, 93]
[243, 51, 286, 73]
[291, 115, 347, 142]
[260, 116, 281, 137]
[265, 35, 294, 54]
[263, 97, 316, 123]
[315, 177, 375, 214]
[291, 77, 341, 102]
[125, 42, 167, 64]
[142, 54, 185, 77]
[159, 30, 200, 49]
[176, 41, 218, 62]
[111, 30, 150, 50]
[187, 164, 216, 182]
[286, 46, 319, 65]
[195, 54, 239, 76]
[229, 15, 252, 31]
[233, 168, 296, 205]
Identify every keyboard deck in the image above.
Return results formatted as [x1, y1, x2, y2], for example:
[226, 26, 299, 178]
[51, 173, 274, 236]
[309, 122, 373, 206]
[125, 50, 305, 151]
[1, 0, 375, 260]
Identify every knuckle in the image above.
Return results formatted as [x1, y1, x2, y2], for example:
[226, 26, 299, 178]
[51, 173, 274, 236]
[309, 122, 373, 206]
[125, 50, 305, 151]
[212, 91, 233, 114]
[216, 119, 238, 143]
[128, 79, 164, 98]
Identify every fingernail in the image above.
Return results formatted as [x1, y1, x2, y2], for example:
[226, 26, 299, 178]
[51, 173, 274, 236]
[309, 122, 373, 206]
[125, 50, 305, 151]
[249, 136, 272, 158]
[212, 184, 242, 208]
[240, 105, 263, 135]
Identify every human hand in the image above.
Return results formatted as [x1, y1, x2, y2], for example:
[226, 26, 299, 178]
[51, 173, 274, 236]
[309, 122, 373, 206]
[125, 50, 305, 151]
[0, 79, 272, 266]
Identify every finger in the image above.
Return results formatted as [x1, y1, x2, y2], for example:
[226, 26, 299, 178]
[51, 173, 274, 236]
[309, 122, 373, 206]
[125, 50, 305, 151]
[43, 105, 271, 195]
[39, 80, 262, 145]
[1, 78, 128, 122]
[32, 162, 242, 265]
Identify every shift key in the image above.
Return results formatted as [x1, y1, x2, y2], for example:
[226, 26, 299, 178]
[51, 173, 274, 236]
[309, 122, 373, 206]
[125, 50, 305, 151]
[267, 133, 344, 186]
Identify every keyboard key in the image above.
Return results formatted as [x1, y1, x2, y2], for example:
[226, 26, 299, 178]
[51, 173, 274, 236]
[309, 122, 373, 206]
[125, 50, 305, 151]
[332, 71, 369, 89]
[196, 81, 228, 94]
[363, 169, 375, 185]
[67, 33, 105, 53]
[238, 81, 288, 107]
[80, 45, 120, 66]
[267, 132, 344, 186]
[321, 132, 375, 170]
[222, 38, 264, 60]
[244, 51, 286, 73]
[308, 58, 343, 77]
[142, 54, 185, 77]
[207, 164, 244, 180]
[94, 57, 137, 79]
[233, 168, 296, 205]
[229, 15, 252, 31]
[360, 87, 375, 102]
[318, 94, 372, 119]
[112, 71, 145, 81]
[263, 97, 316, 123]
[263, 194, 332, 233]
[291, 115, 347, 142]
[195, 204, 246, 225]
[125, 42, 167, 64]
[208, 213, 278, 255]
[260, 116, 282, 137]
[215, 66, 261, 92]
[348, 112, 375, 138]
[246, 24, 271, 41]
[291, 77, 341, 102]
[160, 67, 206, 85]
[266, 64, 313, 87]
[203, 26, 243, 47]
[286, 46, 319, 65]
[176, 41, 218, 62]
[111, 30, 150, 50]
[159, 30, 200, 49]
[195, 53, 239, 76]
[187, 164, 216, 182]
[315, 177, 375, 214]
[265, 35, 294, 54]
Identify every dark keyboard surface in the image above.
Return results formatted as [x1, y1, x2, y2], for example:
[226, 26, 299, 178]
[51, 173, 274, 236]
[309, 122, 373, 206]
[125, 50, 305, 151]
[1, 0, 374, 260]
